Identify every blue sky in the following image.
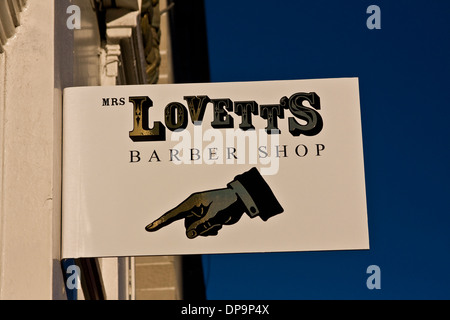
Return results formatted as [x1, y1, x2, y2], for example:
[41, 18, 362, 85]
[201, 0, 450, 299]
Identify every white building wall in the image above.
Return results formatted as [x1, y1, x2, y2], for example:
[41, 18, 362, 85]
[0, 0, 65, 299]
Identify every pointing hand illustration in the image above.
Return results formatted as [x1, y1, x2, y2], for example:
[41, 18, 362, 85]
[145, 167, 284, 239]
[146, 188, 244, 239]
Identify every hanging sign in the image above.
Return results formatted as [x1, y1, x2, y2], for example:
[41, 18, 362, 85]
[62, 78, 369, 258]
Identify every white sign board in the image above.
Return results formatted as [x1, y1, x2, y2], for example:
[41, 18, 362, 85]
[62, 78, 369, 258]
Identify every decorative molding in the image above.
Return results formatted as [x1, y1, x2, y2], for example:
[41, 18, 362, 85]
[140, 0, 162, 84]
[99, 0, 161, 85]
[0, 0, 27, 53]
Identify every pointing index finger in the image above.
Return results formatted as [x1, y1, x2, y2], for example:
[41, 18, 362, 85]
[145, 194, 199, 232]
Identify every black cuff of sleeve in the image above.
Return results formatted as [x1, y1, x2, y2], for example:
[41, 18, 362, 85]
[230, 167, 284, 221]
